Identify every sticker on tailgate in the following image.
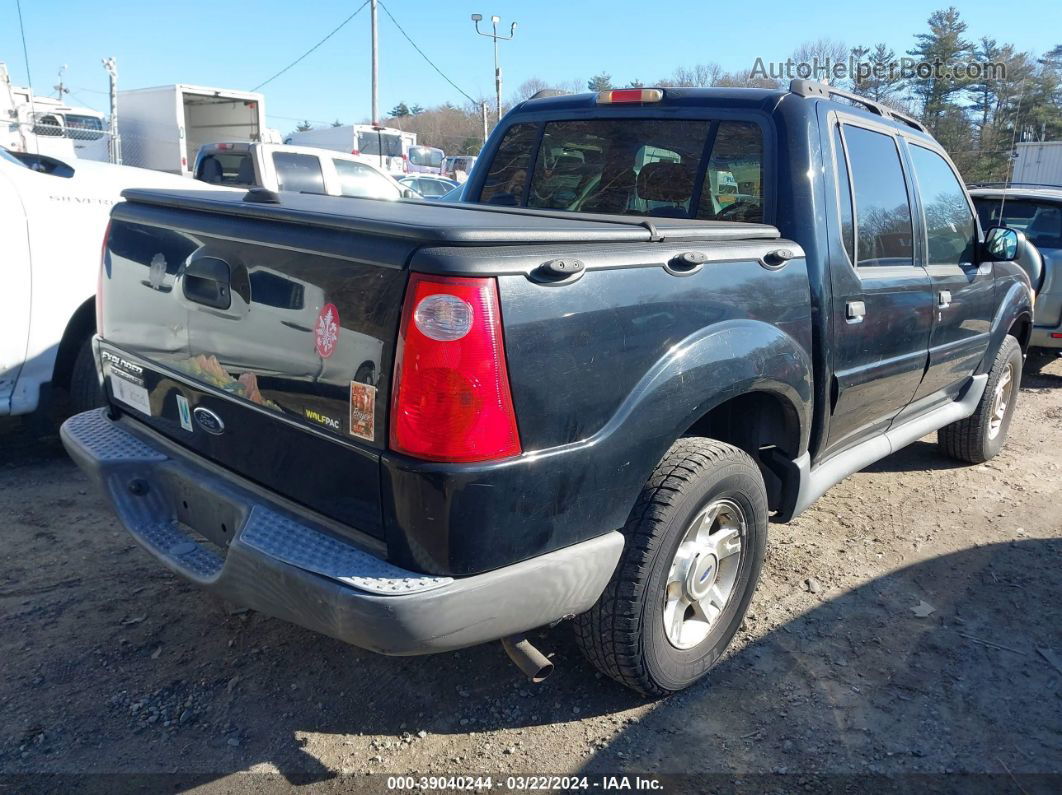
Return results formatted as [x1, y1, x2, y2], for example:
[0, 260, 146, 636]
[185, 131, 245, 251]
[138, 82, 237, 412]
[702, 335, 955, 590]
[349, 382, 376, 441]
[110, 372, 152, 416]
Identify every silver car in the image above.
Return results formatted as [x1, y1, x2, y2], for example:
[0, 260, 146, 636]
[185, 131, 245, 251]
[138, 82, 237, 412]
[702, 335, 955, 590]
[971, 185, 1062, 353]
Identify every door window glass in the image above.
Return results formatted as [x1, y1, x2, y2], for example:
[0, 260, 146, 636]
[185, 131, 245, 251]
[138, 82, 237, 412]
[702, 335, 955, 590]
[272, 152, 325, 194]
[843, 125, 914, 266]
[910, 145, 976, 265]
[333, 159, 400, 199]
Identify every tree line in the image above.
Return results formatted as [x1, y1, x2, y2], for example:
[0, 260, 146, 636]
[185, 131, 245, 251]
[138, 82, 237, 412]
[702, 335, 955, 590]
[304, 7, 1060, 182]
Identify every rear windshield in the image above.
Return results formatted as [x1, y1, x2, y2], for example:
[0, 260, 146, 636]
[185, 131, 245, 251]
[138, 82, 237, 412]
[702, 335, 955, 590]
[477, 118, 765, 222]
[358, 131, 403, 157]
[410, 146, 443, 167]
[196, 152, 255, 186]
[974, 198, 1062, 250]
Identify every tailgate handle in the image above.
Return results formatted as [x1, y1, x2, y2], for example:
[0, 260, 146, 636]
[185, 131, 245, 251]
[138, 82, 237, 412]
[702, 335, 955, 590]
[183, 257, 232, 310]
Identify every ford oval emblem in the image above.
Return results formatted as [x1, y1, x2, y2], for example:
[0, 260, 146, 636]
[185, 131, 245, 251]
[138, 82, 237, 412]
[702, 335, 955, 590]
[192, 406, 225, 435]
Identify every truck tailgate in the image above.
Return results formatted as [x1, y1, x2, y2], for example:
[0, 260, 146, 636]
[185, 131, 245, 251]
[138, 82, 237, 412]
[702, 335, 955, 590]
[101, 199, 413, 540]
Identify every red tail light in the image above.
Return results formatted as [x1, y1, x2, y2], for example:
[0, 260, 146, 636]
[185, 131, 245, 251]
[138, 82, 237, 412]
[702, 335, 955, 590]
[352, 148, 360, 156]
[390, 274, 521, 462]
[96, 220, 111, 338]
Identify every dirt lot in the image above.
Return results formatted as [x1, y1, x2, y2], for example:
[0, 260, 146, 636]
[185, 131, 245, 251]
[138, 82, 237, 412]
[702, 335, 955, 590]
[2, 358, 1061, 792]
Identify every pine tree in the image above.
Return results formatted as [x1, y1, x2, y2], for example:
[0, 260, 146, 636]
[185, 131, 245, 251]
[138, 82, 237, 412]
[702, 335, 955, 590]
[906, 7, 974, 132]
[587, 73, 613, 92]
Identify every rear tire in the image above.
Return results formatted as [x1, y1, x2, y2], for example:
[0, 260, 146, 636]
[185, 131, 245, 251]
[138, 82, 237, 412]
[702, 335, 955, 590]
[938, 335, 1022, 464]
[68, 338, 104, 416]
[573, 438, 767, 696]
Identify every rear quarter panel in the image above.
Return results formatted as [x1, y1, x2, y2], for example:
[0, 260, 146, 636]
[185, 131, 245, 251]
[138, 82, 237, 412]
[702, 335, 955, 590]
[383, 242, 813, 575]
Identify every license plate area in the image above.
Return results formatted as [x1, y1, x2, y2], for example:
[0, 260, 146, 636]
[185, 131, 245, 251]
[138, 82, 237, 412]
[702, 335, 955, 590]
[160, 468, 245, 552]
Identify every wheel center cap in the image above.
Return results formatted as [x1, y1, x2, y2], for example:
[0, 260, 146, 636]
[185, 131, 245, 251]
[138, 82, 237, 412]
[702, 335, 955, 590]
[686, 553, 719, 601]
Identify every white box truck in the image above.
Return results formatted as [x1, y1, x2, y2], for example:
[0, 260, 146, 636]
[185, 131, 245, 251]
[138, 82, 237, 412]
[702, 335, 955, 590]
[117, 84, 266, 175]
[285, 124, 414, 176]
[1012, 141, 1062, 186]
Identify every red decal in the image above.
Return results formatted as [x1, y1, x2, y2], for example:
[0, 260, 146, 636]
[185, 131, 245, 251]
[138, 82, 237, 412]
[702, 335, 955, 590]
[315, 303, 340, 358]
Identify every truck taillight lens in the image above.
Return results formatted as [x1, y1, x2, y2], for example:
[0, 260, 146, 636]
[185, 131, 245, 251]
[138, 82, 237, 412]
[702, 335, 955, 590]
[390, 274, 521, 462]
[96, 221, 111, 337]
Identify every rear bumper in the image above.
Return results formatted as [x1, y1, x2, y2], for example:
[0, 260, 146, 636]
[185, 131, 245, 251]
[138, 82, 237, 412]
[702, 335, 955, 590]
[60, 409, 624, 655]
[1030, 325, 1062, 349]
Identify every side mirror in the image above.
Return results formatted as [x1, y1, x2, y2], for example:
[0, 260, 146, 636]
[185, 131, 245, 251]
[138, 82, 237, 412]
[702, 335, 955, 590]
[984, 226, 1044, 294]
[402, 188, 419, 199]
[984, 226, 1018, 261]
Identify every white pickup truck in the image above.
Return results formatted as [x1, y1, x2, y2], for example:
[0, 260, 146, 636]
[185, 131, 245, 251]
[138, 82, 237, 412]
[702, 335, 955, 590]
[0, 147, 205, 420]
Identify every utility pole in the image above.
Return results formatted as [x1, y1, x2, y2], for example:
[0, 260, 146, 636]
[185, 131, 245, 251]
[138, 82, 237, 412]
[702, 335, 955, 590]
[370, 0, 379, 125]
[471, 13, 517, 125]
[480, 101, 488, 145]
[54, 64, 69, 101]
[102, 57, 120, 164]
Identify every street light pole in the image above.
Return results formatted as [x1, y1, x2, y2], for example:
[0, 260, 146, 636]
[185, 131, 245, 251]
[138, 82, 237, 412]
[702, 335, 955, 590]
[471, 13, 517, 125]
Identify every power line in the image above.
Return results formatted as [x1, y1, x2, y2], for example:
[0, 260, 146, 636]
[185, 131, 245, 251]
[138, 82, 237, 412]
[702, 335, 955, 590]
[14, 0, 32, 88]
[251, 0, 371, 92]
[377, 1, 478, 105]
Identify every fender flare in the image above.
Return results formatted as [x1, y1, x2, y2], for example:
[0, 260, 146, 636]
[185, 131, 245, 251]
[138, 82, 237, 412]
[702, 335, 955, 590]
[979, 277, 1033, 375]
[585, 318, 814, 486]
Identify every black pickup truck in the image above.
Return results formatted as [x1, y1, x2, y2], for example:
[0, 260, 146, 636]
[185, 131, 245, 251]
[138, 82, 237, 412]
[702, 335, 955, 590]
[63, 80, 1034, 695]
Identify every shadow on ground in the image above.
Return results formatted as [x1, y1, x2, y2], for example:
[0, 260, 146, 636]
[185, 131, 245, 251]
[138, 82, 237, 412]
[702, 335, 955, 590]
[1, 357, 1060, 789]
[581, 538, 1062, 789]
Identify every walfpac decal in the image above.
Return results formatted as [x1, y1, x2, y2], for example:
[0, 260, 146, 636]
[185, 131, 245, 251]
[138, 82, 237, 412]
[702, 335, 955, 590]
[315, 303, 340, 359]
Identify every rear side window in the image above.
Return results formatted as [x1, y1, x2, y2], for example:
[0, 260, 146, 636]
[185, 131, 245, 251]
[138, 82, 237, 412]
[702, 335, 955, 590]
[333, 159, 400, 199]
[479, 123, 537, 205]
[843, 125, 913, 267]
[909, 146, 976, 266]
[272, 152, 325, 194]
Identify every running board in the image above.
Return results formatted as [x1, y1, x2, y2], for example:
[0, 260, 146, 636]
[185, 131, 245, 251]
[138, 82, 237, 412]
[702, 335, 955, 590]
[786, 374, 988, 519]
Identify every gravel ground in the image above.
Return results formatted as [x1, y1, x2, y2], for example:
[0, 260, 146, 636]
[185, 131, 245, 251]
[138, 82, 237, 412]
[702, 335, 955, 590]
[1, 357, 1061, 792]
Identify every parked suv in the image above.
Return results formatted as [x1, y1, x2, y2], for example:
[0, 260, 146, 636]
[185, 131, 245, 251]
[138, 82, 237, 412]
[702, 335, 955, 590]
[64, 81, 1032, 695]
[971, 184, 1061, 357]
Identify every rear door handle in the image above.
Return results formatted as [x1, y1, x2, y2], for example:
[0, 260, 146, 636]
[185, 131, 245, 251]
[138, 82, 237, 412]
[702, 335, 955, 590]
[846, 300, 866, 323]
[182, 257, 232, 310]
[938, 290, 952, 308]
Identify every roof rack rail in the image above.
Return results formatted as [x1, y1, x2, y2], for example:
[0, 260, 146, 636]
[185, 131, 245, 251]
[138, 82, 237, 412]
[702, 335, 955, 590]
[789, 79, 926, 133]
[966, 181, 1062, 190]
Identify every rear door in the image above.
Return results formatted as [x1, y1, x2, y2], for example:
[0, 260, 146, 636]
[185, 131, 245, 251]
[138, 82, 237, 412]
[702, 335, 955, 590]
[821, 113, 935, 458]
[905, 142, 994, 401]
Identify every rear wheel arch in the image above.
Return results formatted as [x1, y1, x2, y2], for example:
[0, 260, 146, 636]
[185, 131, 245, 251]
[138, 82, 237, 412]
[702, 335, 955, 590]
[1008, 313, 1032, 354]
[53, 297, 96, 390]
[682, 389, 804, 513]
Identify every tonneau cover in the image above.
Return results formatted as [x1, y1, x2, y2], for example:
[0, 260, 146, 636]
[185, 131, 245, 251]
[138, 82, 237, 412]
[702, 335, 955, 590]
[120, 188, 781, 245]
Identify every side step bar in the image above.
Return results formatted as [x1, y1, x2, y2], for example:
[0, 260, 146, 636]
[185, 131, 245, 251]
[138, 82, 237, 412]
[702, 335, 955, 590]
[785, 374, 988, 520]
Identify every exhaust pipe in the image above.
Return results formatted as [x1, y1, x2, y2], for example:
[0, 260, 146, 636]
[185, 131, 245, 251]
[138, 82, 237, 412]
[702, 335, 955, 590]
[501, 635, 554, 683]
